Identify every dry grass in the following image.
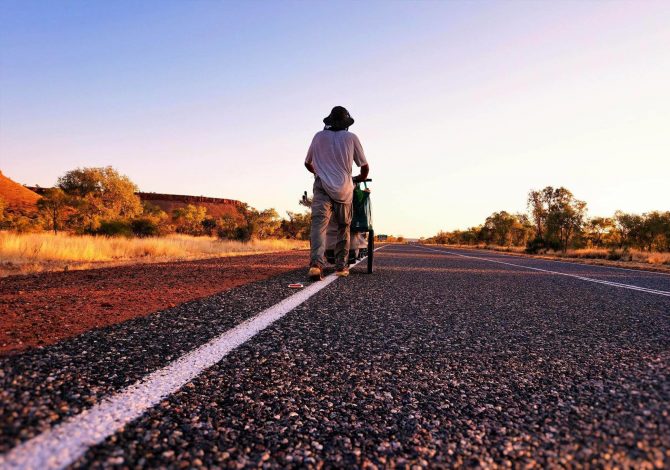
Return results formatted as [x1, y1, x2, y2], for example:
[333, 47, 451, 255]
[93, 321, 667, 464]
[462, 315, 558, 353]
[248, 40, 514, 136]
[566, 247, 670, 265]
[0, 232, 308, 276]
[432, 243, 670, 272]
[646, 251, 670, 264]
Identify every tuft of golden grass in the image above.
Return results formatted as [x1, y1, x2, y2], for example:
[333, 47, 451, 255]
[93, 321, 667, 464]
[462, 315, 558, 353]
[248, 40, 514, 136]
[645, 252, 670, 264]
[0, 232, 308, 276]
[547, 248, 670, 265]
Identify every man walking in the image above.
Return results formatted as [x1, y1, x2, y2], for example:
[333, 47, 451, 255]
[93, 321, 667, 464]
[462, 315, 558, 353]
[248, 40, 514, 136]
[304, 106, 370, 280]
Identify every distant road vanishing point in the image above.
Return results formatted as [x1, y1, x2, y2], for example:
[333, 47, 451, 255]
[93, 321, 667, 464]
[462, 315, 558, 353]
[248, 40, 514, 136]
[1, 244, 668, 468]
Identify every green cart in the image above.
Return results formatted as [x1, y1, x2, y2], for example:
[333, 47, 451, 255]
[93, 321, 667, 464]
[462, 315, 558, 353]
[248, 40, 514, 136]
[323, 179, 374, 273]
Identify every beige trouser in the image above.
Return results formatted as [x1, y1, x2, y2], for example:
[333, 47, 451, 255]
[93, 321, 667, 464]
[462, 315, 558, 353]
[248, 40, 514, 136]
[310, 178, 352, 270]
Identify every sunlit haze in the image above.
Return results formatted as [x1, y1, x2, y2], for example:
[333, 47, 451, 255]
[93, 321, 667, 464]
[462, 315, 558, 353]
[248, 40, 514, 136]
[2, 0, 668, 238]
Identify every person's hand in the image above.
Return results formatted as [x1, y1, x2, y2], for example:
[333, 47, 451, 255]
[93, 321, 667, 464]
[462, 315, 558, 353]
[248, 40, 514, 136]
[353, 164, 369, 184]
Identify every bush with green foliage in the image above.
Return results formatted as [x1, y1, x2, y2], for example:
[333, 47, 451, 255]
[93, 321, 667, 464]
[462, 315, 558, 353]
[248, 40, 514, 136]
[201, 218, 217, 236]
[56, 166, 142, 232]
[279, 211, 311, 240]
[37, 188, 73, 234]
[172, 204, 207, 235]
[428, 186, 669, 254]
[96, 220, 133, 237]
[233, 226, 252, 242]
[527, 186, 587, 252]
[525, 236, 561, 254]
[130, 218, 161, 237]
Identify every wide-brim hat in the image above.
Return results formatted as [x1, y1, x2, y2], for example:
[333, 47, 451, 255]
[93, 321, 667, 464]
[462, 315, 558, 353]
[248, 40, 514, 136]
[323, 106, 354, 128]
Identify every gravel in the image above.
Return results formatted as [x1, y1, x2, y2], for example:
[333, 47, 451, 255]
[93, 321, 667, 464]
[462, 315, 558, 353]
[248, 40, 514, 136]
[0, 266, 318, 453]
[54, 244, 670, 468]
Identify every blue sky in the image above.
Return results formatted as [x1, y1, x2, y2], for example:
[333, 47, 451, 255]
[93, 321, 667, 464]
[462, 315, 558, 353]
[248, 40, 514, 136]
[2, 0, 669, 238]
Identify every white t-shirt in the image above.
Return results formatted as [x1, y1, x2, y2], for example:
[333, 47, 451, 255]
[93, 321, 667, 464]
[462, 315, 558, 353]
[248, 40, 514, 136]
[305, 130, 368, 203]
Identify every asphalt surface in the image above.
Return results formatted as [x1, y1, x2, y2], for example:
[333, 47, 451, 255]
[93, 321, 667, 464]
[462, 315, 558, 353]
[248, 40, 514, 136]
[1, 244, 669, 468]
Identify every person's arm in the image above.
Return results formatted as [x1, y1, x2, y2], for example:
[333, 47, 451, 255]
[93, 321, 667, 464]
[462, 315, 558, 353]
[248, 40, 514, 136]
[352, 134, 369, 182]
[305, 135, 317, 175]
[353, 164, 369, 183]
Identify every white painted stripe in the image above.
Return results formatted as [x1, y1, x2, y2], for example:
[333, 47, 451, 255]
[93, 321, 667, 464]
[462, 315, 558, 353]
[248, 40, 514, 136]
[417, 245, 670, 297]
[430, 245, 670, 277]
[0, 248, 384, 470]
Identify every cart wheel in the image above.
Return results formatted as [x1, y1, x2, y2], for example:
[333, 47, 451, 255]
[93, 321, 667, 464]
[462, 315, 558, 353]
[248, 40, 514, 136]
[367, 230, 374, 273]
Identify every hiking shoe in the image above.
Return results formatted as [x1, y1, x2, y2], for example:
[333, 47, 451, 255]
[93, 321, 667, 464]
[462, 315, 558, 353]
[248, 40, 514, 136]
[308, 266, 323, 281]
[335, 267, 350, 277]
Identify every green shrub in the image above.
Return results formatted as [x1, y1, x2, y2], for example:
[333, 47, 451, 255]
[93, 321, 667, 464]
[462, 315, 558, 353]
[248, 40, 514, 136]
[526, 237, 546, 254]
[131, 218, 160, 237]
[201, 218, 217, 236]
[234, 226, 252, 242]
[526, 236, 562, 253]
[97, 220, 133, 237]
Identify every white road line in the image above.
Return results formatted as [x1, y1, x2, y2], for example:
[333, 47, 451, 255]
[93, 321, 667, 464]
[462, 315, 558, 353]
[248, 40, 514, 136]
[429, 245, 670, 277]
[417, 245, 670, 297]
[0, 248, 384, 470]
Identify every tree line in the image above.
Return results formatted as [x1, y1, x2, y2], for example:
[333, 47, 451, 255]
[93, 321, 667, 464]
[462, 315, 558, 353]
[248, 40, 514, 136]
[426, 186, 670, 253]
[0, 167, 312, 241]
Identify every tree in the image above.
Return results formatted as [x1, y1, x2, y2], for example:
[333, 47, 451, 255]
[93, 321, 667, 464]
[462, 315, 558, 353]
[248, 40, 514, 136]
[37, 188, 71, 234]
[527, 186, 587, 251]
[57, 167, 142, 231]
[640, 211, 670, 251]
[584, 217, 614, 248]
[510, 213, 535, 246]
[172, 204, 208, 235]
[139, 202, 172, 235]
[613, 211, 643, 249]
[201, 218, 217, 236]
[484, 211, 517, 246]
[235, 205, 281, 240]
[273, 192, 313, 240]
[656, 211, 670, 252]
[280, 211, 311, 240]
[252, 208, 281, 239]
[527, 189, 549, 237]
[546, 188, 587, 252]
[431, 231, 450, 244]
[216, 214, 243, 240]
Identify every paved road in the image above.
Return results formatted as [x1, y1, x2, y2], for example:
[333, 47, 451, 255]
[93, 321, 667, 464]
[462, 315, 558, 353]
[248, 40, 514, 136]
[1, 244, 669, 468]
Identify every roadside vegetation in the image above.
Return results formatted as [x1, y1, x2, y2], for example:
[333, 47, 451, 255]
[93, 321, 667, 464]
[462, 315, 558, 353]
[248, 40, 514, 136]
[1, 166, 312, 240]
[425, 186, 670, 267]
[0, 232, 307, 276]
[0, 166, 311, 275]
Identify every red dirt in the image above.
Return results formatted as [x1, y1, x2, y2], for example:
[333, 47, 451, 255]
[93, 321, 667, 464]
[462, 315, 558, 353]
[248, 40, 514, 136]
[0, 251, 308, 355]
[0, 170, 40, 213]
[138, 193, 245, 220]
